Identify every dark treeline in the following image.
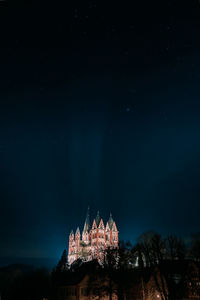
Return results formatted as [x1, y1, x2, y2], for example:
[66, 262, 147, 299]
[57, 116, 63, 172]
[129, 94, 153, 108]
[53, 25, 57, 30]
[0, 264, 50, 300]
[52, 231, 200, 300]
[1, 231, 200, 300]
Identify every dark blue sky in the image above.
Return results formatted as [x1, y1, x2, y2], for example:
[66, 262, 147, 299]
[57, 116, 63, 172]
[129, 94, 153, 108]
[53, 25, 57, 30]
[0, 0, 200, 263]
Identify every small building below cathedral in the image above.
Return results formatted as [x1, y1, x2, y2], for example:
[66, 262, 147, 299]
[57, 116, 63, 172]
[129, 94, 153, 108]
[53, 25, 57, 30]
[68, 208, 118, 265]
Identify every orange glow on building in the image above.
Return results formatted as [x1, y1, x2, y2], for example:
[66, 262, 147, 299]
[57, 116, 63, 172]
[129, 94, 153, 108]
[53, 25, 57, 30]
[68, 208, 118, 265]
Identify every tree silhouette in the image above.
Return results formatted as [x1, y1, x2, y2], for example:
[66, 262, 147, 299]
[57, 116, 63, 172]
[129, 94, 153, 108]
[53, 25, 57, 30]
[190, 233, 200, 261]
[56, 249, 67, 272]
[165, 235, 186, 261]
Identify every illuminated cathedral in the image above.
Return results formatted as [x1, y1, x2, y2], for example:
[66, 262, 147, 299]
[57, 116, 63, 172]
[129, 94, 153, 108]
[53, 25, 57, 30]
[68, 208, 118, 265]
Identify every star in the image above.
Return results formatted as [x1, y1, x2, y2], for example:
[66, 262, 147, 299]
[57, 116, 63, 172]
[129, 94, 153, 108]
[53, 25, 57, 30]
[124, 105, 133, 112]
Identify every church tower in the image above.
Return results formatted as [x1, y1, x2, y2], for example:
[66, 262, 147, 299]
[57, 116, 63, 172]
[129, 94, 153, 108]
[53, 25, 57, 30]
[75, 227, 80, 260]
[105, 213, 118, 247]
[82, 206, 90, 243]
[68, 230, 76, 264]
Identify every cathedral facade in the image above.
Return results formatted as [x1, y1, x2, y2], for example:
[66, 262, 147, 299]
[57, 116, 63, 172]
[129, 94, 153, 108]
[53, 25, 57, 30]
[68, 208, 118, 265]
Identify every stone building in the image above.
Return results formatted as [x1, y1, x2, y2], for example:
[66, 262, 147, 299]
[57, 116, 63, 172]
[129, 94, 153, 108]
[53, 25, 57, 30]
[68, 208, 118, 265]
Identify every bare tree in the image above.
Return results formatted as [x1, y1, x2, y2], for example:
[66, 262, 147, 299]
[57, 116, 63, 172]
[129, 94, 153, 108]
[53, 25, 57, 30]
[165, 235, 186, 261]
[135, 232, 169, 300]
[190, 233, 200, 262]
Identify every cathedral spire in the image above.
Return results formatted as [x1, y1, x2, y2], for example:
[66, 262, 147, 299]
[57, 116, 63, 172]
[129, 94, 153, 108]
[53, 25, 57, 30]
[83, 206, 90, 233]
[95, 210, 101, 227]
[76, 227, 80, 235]
[108, 213, 114, 229]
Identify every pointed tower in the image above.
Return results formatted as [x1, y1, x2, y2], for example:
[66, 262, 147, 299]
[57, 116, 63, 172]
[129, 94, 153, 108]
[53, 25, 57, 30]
[91, 211, 105, 260]
[75, 227, 80, 259]
[95, 210, 101, 227]
[82, 207, 90, 243]
[83, 206, 90, 232]
[68, 230, 76, 264]
[68, 230, 74, 254]
[106, 213, 118, 247]
[108, 213, 114, 229]
[97, 212, 105, 262]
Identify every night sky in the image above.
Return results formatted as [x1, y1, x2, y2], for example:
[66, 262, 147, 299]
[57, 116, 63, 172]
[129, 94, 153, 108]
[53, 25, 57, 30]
[0, 0, 200, 264]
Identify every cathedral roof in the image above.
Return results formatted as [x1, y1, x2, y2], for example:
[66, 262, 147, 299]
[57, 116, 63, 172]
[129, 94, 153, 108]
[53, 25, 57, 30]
[95, 211, 101, 227]
[108, 213, 114, 229]
[83, 207, 90, 233]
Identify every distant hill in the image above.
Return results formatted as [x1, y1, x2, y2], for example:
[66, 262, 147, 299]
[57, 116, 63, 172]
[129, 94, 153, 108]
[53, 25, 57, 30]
[0, 257, 58, 270]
